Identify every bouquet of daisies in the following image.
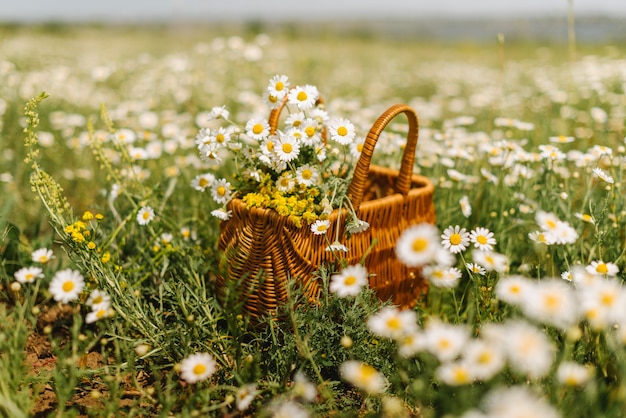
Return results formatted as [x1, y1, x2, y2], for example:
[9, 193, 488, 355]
[193, 75, 367, 233]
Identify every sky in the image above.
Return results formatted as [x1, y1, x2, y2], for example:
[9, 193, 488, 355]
[3, 0, 626, 22]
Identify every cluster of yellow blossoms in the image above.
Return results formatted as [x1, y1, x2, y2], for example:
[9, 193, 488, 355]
[243, 183, 326, 228]
[64, 210, 103, 250]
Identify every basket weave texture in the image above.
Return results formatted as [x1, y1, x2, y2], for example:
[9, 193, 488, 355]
[216, 104, 435, 318]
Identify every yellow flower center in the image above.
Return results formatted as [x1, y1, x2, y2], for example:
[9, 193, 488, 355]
[198, 178, 209, 187]
[449, 233, 462, 245]
[477, 352, 492, 364]
[359, 364, 377, 379]
[412, 238, 428, 252]
[267, 141, 274, 152]
[62, 281, 75, 292]
[438, 339, 451, 349]
[297, 91, 308, 101]
[142, 211, 151, 220]
[302, 169, 312, 180]
[252, 124, 264, 135]
[282, 143, 293, 153]
[25, 273, 34, 281]
[337, 126, 348, 136]
[601, 292, 615, 306]
[268, 95, 278, 103]
[193, 363, 207, 376]
[357, 143, 363, 152]
[545, 294, 559, 309]
[217, 186, 227, 196]
[546, 219, 557, 229]
[476, 235, 488, 245]
[216, 133, 225, 143]
[454, 367, 470, 383]
[305, 126, 316, 137]
[344, 276, 357, 286]
[510, 284, 520, 294]
[386, 317, 401, 330]
[596, 263, 608, 274]
[275, 81, 284, 91]
[317, 224, 328, 232]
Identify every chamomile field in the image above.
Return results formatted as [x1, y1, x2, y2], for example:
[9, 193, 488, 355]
[1, 23, 626, 417]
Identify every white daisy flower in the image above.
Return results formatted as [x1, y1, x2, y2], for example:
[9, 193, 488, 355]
[472, 250, 509, 273]
[367, 306, 418, 340]
[465, 263, 486, 276]
[494, 275, 531, 306]
[267, 74, 290, 99]
[586, 260, 619, 276]
[49, 269, 85, 304]
[481, 386, 560, 418]
[276, 173, 296, 193]
[462, 339, 506, 381]
[295, 164, 319, 187]
[31, 248, 55, 264]
[235, 384, 258, 411]
[528, 230, 555, 245]
[423, 320, 470, 363]
[275, 135, 301, 162]
[310, 219, 331, 235]
[208, 106, 229, 120]
[557, 361, 592, 387]
[210, 179, 232, 205]
[285, 111, 306, 128]
[549, 135, 575, 144]
[211, 207, 232, 221]
[292, 370, 317, 402]
[136, 206, 155, 225]
[14, 266, 44, 284]
[179, 352, 217, 384]
[86, 289, 111, 310]
[469, 227, 497, 252]
[190, 173, 215, 191]
[287, 84, 318, 110]
[346, 218, 370, 234]
[245, 118, 270, 141]
[328, 118, 356, 145]
[350, 139, 364, 158]
[325, 241, 348, 252]
[441, 225, 470, 254]
[488, 320, 555, 379]
[300, 118, 321, 146]
[423, 265, 462, 288]
[435, 361, 473, 386]
[579, 277, 626, 330]
[521, 278, 580, 331]
[459, 195, 472, 218]
[574, 212, 595, 224]
[329, 264, 369, 297]
[339, 360, 388, 395]
[395, 223, 442, 267]
[86, 306, 113, 324]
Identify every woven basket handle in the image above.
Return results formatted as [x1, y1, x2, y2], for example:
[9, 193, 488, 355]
[268, 94, 325, 135]
[347, 104, 419, 209]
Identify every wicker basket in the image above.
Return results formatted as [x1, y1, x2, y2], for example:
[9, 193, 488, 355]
[216, 103, 435, 318]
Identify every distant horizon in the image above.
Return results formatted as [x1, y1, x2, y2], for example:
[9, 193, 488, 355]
[3, 0, 626, 23]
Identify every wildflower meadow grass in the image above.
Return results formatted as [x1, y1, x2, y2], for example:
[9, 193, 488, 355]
[1, 23, 626, 417]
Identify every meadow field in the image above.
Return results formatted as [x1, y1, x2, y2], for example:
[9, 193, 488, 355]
[1, 23, 626, 417]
